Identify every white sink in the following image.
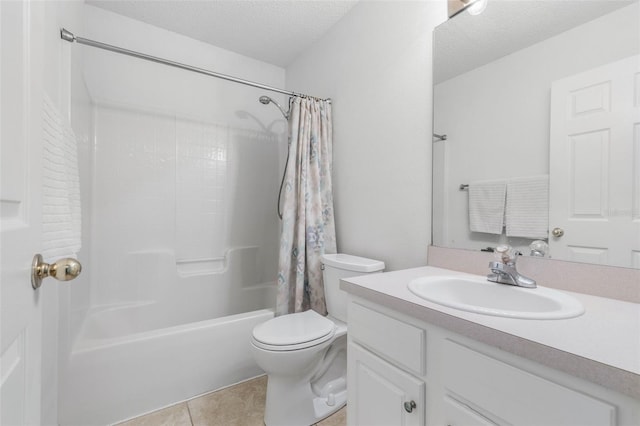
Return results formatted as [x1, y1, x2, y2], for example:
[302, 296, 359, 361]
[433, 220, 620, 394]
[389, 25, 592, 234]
[407, 275, 584, 320]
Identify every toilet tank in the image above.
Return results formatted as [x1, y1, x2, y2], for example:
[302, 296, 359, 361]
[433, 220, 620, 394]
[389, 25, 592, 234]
[321, 254, 385, 322]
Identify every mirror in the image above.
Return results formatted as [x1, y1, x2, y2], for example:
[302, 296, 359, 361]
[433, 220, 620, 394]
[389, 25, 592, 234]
[432, 0, 639, 269]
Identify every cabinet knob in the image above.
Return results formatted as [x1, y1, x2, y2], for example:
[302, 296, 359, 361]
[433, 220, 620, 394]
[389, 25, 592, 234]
[403, 400, 417, 413]
[551, 227, 564, 238]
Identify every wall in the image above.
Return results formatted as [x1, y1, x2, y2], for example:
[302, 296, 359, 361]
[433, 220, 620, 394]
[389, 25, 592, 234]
[37, 1, 94, 424]
[286, 1, 447, 271]
[433, 3, 639, 253]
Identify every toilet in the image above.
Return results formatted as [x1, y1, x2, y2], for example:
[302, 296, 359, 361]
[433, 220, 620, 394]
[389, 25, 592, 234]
[251, 253, 385, 426]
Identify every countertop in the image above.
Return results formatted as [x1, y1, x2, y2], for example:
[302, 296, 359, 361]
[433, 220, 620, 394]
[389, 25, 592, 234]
[341, 266, 640, 399]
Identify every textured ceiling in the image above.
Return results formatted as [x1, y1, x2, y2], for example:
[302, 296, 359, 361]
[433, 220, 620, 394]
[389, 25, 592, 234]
[86, 0, 359, 67]
[435, 0, 636, 83]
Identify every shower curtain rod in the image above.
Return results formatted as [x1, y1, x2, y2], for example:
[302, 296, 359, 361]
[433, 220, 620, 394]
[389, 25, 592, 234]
[60, 28, 331, 103]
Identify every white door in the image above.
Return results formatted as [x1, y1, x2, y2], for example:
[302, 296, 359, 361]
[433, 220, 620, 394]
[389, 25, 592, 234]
[1, 1, 45, 424]
[549, 55, 640, 268]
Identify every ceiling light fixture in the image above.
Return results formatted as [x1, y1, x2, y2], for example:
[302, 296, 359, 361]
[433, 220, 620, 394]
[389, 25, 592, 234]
[467, 0, 488, 15]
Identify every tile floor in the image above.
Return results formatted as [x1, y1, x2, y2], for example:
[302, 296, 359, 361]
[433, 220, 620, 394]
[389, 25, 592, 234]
[116, 376, 346, 426]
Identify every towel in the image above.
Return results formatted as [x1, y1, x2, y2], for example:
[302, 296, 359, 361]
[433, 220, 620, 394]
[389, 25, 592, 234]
[42, 94, 81, 260]
[468, 179, 507, 234]
[505, 175, 549, 239]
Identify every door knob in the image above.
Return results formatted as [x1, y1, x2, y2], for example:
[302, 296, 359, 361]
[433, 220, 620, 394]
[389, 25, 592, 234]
[551, 227, 565, 238]
[31, 254, 82, 289]
[404, 400, 417, 413]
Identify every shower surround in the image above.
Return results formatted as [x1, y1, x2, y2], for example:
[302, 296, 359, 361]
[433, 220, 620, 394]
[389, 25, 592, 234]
[59, 6, 287, 424]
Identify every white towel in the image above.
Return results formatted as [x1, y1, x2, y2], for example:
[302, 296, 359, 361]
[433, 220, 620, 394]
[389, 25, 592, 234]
[42, 94, 81, 260]
[506, 175, 549, 239]
[468, 179, 507, 234]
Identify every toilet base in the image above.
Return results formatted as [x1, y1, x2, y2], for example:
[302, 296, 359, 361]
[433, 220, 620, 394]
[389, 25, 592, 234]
[264, 374, 346, 426]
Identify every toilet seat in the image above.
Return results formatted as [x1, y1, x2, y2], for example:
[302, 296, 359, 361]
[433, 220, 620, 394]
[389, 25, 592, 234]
[252, 310, 336, 351]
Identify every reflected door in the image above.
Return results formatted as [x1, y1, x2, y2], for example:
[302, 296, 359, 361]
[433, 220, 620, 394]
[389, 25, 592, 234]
[549, 55, 640, 268]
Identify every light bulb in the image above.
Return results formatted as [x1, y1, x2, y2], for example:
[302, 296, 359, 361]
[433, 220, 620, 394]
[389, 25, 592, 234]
[468, 0, 488, 15]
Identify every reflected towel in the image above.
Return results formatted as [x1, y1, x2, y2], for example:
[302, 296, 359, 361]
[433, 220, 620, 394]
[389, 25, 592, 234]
[468, 179, 507, 234]
[42, 94, 81, 260]
[506, 175, 548, 239]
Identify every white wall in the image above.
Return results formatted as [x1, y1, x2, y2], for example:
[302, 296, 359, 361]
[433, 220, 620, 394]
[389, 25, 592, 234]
[433, 3, 639, 252]
[37, 1, 94, 424]
[286, 1, 447, 271]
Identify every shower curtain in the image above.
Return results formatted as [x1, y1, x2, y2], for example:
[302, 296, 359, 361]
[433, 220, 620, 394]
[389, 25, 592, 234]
[276, 97, 336, 316]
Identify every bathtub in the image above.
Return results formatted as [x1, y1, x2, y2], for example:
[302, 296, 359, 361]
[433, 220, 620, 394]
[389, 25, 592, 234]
[59, 307, 274, 425]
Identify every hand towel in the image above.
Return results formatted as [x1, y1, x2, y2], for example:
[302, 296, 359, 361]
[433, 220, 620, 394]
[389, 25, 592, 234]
[468, 179, 507, 234]
[505, 175, 549, 239]
[42, 94, 81, 260]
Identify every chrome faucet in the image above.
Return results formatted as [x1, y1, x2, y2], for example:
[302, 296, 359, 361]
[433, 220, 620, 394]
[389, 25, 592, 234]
[487, 245, 536, 288]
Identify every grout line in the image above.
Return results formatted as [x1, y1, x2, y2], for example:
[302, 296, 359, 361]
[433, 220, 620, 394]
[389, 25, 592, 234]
[186, 401, 195, 426]
[185, 400, 195, 426]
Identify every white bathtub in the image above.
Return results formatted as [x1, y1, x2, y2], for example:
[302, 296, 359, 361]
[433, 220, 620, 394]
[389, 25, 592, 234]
[59, 307, 274, 425]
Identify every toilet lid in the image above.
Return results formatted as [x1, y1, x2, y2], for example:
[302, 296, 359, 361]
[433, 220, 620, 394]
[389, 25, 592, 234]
[252, 310, 335, 346]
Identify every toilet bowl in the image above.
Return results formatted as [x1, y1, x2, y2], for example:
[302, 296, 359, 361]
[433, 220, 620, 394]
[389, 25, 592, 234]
[251, 253, 384, 426]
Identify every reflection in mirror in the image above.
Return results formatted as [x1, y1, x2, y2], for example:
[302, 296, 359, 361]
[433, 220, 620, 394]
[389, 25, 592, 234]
[432, 0, 640, 269]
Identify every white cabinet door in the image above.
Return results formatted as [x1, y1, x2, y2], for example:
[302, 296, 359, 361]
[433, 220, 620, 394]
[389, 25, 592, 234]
[443, 340, 616, 426]
[348, 342, 425, 426]
[1, 1, 46, 424]
[549, 55, 640, 268]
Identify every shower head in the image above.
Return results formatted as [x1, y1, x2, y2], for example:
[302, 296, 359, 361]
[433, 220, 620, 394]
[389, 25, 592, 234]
[258, 95, 289, 119]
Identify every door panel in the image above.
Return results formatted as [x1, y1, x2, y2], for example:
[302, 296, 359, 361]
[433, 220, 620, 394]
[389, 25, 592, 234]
[1, 1, 45, 423]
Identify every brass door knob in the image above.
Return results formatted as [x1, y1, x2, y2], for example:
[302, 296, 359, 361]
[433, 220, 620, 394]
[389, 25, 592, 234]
[31, 254, 82, 289]
[551, 227, 565, 238]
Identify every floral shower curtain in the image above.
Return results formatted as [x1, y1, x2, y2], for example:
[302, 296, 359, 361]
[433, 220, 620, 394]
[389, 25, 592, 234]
[276, 97, 336, 316]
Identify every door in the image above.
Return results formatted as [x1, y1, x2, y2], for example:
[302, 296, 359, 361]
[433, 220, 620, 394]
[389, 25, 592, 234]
[348, 342, 425, 426]
[1, 1, 45, 424]
[549, 55, 640, 268]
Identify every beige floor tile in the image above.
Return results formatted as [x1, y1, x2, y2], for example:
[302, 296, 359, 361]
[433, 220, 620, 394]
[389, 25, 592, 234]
[316, 406, 346, 426]
[114, 376, 343, 426]
[188, 376, 267, 426]
[115, 402, 192, 426]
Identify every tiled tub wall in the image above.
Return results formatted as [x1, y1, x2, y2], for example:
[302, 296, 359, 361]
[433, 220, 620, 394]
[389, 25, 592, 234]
[91, 104, 281, 306]
[82, 5, 287, 314]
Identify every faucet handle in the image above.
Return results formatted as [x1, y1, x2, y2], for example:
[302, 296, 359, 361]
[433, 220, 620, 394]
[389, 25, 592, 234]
[529, 240, 549, 257]
[495, 245, 516, 264]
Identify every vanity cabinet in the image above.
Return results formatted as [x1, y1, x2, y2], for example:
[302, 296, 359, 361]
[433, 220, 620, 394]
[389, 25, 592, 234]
[347, 301, 427, 425]
[347, 298, 638, 426]
[441, 340, 616, 426]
